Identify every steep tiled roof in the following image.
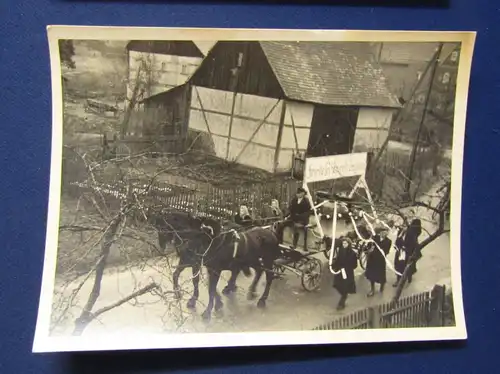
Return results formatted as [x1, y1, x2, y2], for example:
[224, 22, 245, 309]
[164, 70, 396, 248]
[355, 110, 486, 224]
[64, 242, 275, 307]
[379, 42, 439, 64]
[259, 41, 400, 108]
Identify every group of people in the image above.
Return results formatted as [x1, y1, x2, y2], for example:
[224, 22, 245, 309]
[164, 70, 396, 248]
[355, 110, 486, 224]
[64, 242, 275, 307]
[330, 218, 423, 311]
[230, 187, 425, 312]
[232, 187, 313, 251]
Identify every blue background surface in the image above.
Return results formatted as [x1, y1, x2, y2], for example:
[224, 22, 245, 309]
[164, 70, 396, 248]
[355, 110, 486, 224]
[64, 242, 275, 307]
[1, 0, 499, 373]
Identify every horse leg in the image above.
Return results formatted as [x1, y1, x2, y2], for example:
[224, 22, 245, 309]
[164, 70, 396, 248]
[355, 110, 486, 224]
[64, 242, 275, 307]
[247, 268, 263, 301]
[257, 265, 275, 309]
[222, 268, 240, 296]
[202, 269, 221, 321]
[186, 263, 201, 309]
[214, 289, 224, 314]
[172, 260, 188, 300]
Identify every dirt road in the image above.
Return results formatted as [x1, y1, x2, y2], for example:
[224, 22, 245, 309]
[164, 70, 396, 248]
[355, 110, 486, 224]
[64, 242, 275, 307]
[51, 216, 450, 337]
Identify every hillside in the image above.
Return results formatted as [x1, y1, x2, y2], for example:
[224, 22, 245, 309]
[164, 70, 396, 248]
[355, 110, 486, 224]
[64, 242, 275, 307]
[62, 40, 128, 101]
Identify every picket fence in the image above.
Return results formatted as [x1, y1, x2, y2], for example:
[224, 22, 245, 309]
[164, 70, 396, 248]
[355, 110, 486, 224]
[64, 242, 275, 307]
[312, 285, 446, 330]
[69, 177, 301, 223]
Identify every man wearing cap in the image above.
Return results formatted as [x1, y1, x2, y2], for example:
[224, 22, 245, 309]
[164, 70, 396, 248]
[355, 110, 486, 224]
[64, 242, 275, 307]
[278, 187, 312, 251]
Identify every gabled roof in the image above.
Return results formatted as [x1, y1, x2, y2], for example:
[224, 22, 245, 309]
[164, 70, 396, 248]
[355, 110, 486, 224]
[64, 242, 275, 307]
[126, 40, 205, 58]
[259, 41, 400, 108]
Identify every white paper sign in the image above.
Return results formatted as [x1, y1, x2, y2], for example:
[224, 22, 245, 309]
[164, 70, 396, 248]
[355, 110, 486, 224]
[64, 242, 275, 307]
[304, 153, 368, 183]
[341, 268, 347, 279]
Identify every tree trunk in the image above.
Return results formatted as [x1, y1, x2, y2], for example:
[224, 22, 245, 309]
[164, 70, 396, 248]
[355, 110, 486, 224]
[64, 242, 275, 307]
[391, 198, 447, 305]
[73, 216, 122, 336]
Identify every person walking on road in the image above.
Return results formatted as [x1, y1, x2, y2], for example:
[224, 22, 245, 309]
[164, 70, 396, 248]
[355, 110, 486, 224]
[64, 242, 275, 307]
[365, 228, 392, 296]
[393, 219, 423, 287]
[331, 237, 358, 310]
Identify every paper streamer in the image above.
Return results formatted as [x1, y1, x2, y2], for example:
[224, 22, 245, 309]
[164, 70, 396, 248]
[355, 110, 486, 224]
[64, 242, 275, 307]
[349, 213, 403, 277]
[328, 201, 342, 275]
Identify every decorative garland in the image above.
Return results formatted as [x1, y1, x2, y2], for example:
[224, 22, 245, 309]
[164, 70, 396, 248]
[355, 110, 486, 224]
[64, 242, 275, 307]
[325, 201, 404, 277]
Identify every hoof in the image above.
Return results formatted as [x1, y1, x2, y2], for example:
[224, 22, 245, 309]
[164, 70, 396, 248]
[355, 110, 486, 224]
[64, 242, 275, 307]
[222, 286, 236, 296]
[247, 292, 257, 301]
[186, 298, 197, 309]
[201, 311, 211, 322]
[215, 308, 224, 317]
[257, 299, 266, 309]
[215, 302, 224, 312]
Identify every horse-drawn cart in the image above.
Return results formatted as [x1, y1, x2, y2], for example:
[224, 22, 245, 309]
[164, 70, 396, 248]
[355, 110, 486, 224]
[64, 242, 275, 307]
[273, 244, 324, 292]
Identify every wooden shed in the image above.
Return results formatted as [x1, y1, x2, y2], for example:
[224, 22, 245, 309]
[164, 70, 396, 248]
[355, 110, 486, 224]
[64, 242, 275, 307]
[124, 40, 204, 137]
[186, 41, 401, 174]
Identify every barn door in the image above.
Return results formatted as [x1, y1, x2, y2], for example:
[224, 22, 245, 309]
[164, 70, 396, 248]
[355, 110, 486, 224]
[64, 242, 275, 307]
[307, 106, 358, 157]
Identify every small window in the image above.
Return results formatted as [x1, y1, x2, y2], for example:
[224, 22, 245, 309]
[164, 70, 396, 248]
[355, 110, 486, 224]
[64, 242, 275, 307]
[450, 51, 458, 62]
[181, 64, 189, 74]
[442, 72, 450, 84]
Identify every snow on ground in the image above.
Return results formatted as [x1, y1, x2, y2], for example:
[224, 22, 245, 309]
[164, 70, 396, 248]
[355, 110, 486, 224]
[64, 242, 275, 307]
[50, 183, 451, 337]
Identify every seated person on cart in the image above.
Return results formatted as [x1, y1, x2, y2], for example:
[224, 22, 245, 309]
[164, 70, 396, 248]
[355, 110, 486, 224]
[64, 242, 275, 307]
[234, 205, 254, 228]
[277, 187, 312, 251]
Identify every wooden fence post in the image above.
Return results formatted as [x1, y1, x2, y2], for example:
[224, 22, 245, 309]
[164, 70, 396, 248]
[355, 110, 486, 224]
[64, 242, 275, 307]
[429, 284, 446, 327]
[368, 307, 381, 329]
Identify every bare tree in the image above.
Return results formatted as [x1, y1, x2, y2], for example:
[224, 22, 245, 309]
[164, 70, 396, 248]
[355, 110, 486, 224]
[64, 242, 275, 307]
[52, 46, 199, 336]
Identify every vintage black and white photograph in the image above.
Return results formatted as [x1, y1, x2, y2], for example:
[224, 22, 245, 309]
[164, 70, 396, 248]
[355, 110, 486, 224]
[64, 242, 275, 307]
[33, 27, 474, 352]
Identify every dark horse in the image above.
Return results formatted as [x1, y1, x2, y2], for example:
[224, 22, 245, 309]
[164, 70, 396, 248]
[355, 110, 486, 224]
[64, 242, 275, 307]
[147, 207, 241, 310]
[194, 220, 286, 321]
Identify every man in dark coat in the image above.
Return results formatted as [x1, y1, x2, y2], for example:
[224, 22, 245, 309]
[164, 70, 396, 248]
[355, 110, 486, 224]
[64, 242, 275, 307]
[278, 187, 312, 251]
[365, 228, 392, 296]
[331, 237, 358, 310]
[393, 219, 422, 287]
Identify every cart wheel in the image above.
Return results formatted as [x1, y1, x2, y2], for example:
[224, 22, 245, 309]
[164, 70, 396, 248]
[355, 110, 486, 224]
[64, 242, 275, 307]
[358, 251, 368, 270]
[301, 258, 323, 292]
[273, 263, 286, 279]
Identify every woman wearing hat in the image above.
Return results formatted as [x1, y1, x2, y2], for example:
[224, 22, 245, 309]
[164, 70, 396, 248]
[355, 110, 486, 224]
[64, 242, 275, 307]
[365, 227, 392, 296]
[331, 237, 358, 310]
[278, 187, 312, 251]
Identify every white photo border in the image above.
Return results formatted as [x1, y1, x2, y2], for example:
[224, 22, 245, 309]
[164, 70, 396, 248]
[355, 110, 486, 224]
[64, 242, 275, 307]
[33, 26, 475, 353]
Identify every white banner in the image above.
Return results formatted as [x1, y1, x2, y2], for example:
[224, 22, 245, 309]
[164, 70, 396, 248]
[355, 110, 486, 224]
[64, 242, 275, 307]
[303, 152, 368, 183]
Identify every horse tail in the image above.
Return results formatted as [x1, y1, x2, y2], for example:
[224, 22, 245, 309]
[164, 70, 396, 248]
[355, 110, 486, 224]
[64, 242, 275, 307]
[241, 266, 252, 277]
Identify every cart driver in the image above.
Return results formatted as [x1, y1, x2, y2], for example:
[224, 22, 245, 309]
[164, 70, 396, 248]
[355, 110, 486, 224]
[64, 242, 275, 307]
[278, 187, 312, 251]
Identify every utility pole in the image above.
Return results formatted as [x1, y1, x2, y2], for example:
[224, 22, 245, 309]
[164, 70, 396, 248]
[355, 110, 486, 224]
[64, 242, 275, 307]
[226, 50, 243, 161]
[367, 44, 442, 179]
[404, 42, 444, 199]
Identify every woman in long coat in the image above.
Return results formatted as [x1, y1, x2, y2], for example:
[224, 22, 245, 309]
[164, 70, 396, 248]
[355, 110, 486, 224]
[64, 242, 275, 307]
[365, 228, 392, 296]
[393, 219, 422, 286]
[331, 237, 358, 310]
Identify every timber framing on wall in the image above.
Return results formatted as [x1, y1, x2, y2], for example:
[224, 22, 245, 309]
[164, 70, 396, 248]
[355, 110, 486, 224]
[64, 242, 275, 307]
[193, 85, 215, 143]
[273, 100, 287, 173]
[233, 98, 282, 164]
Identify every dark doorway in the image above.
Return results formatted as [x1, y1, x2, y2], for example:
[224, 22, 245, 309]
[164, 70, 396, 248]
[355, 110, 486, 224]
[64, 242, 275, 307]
[307, 106, 358, 157]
